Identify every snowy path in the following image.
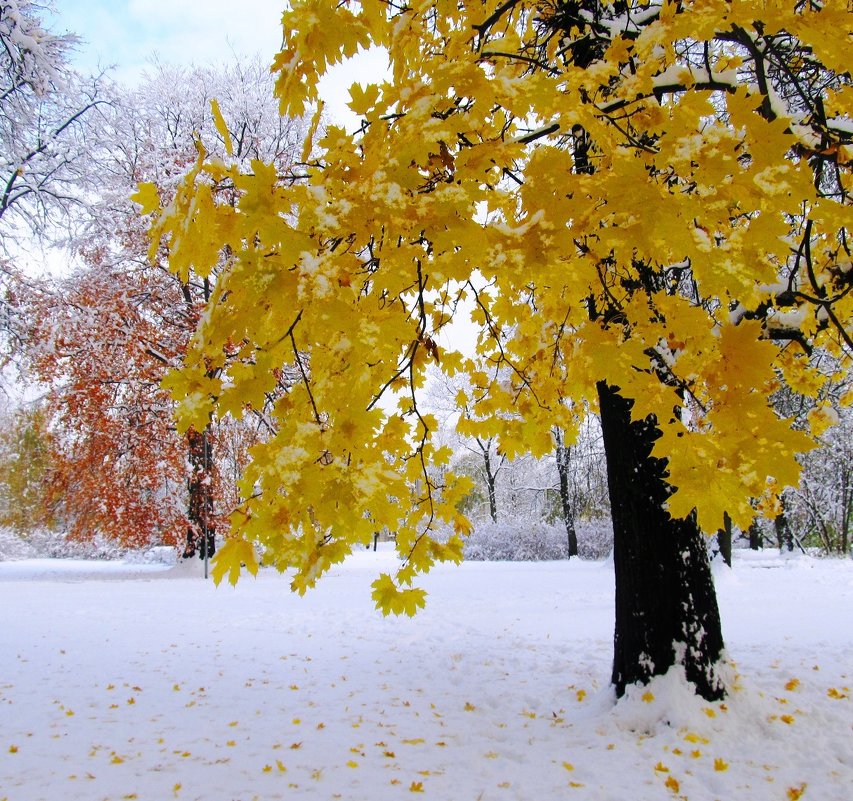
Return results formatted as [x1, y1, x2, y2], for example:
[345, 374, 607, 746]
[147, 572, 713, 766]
[1, 549, 851, 800]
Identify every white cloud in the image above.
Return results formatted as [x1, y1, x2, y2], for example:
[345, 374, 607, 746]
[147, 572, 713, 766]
[49, 0, 387, 127]
[51, 0, 282, 83]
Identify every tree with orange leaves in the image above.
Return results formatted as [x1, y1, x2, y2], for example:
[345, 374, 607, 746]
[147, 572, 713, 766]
[9, 57, 305, 551]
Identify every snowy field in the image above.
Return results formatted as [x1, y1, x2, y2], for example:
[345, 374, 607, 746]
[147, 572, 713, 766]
[1, 547, 851, 801]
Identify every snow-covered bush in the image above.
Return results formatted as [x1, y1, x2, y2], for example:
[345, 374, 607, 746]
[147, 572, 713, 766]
[0, 526, 36, 560]
[575, 518, 615, 560]
[0, 526, 135, 561]
[462, 518, 613, 561]
[124, 545, 179, 565]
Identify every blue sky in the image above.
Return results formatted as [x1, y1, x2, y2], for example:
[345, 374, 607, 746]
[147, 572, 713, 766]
[48, 1, 385, 127]
[50, 0, 283, 82]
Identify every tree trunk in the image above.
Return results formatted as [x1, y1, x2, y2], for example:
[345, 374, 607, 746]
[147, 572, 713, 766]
[840, 465, 850, 556]
[717, 512, 732, 567]
[774, 496, 793, 552]
[184, 426, 216, 559]
[748, 521, 763, 550]
[482, 444, 499, 524]
[597, 382, 726, 701]
[555, 429, 579, 558]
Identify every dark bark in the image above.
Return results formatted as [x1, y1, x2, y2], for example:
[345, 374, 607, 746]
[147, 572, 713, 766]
[571, 124, 594, 175]
[597, 382, 726, 701]
[183, 426, 215, 560]
[478, 438, 499, 524]
[555, 429, 579, 557]
[717, 512, 733, 567]
[840, 464, 850, 555]
[774, 496, 794, 552]
[748, 521, 763, 550]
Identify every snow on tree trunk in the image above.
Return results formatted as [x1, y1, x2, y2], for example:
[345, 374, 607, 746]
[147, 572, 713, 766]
[842, 465, 850, 556]
[597, 381, 726, 701]
[482, 444, 499, 524]
[185, 426, 215, 560]
[555, 430, 579, 558]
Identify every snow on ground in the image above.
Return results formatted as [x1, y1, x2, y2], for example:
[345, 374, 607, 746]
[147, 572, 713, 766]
[0, 547, 851, 801]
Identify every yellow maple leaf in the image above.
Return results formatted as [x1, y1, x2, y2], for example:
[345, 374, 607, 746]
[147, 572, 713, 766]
[348, 83, 381, 117]
[130, 182, 160, 215]
[808, 406, 838, 438]
[211, 538, 259, 587]
[371, 574, 427, 617]
[210, 99, 233, 156]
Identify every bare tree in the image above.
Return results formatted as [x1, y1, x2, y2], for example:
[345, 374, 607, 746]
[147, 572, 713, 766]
[0, 1, 104, 250]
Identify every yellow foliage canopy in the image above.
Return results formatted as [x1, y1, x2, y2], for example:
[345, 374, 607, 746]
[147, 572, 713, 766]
[143, 0, 853, 611]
